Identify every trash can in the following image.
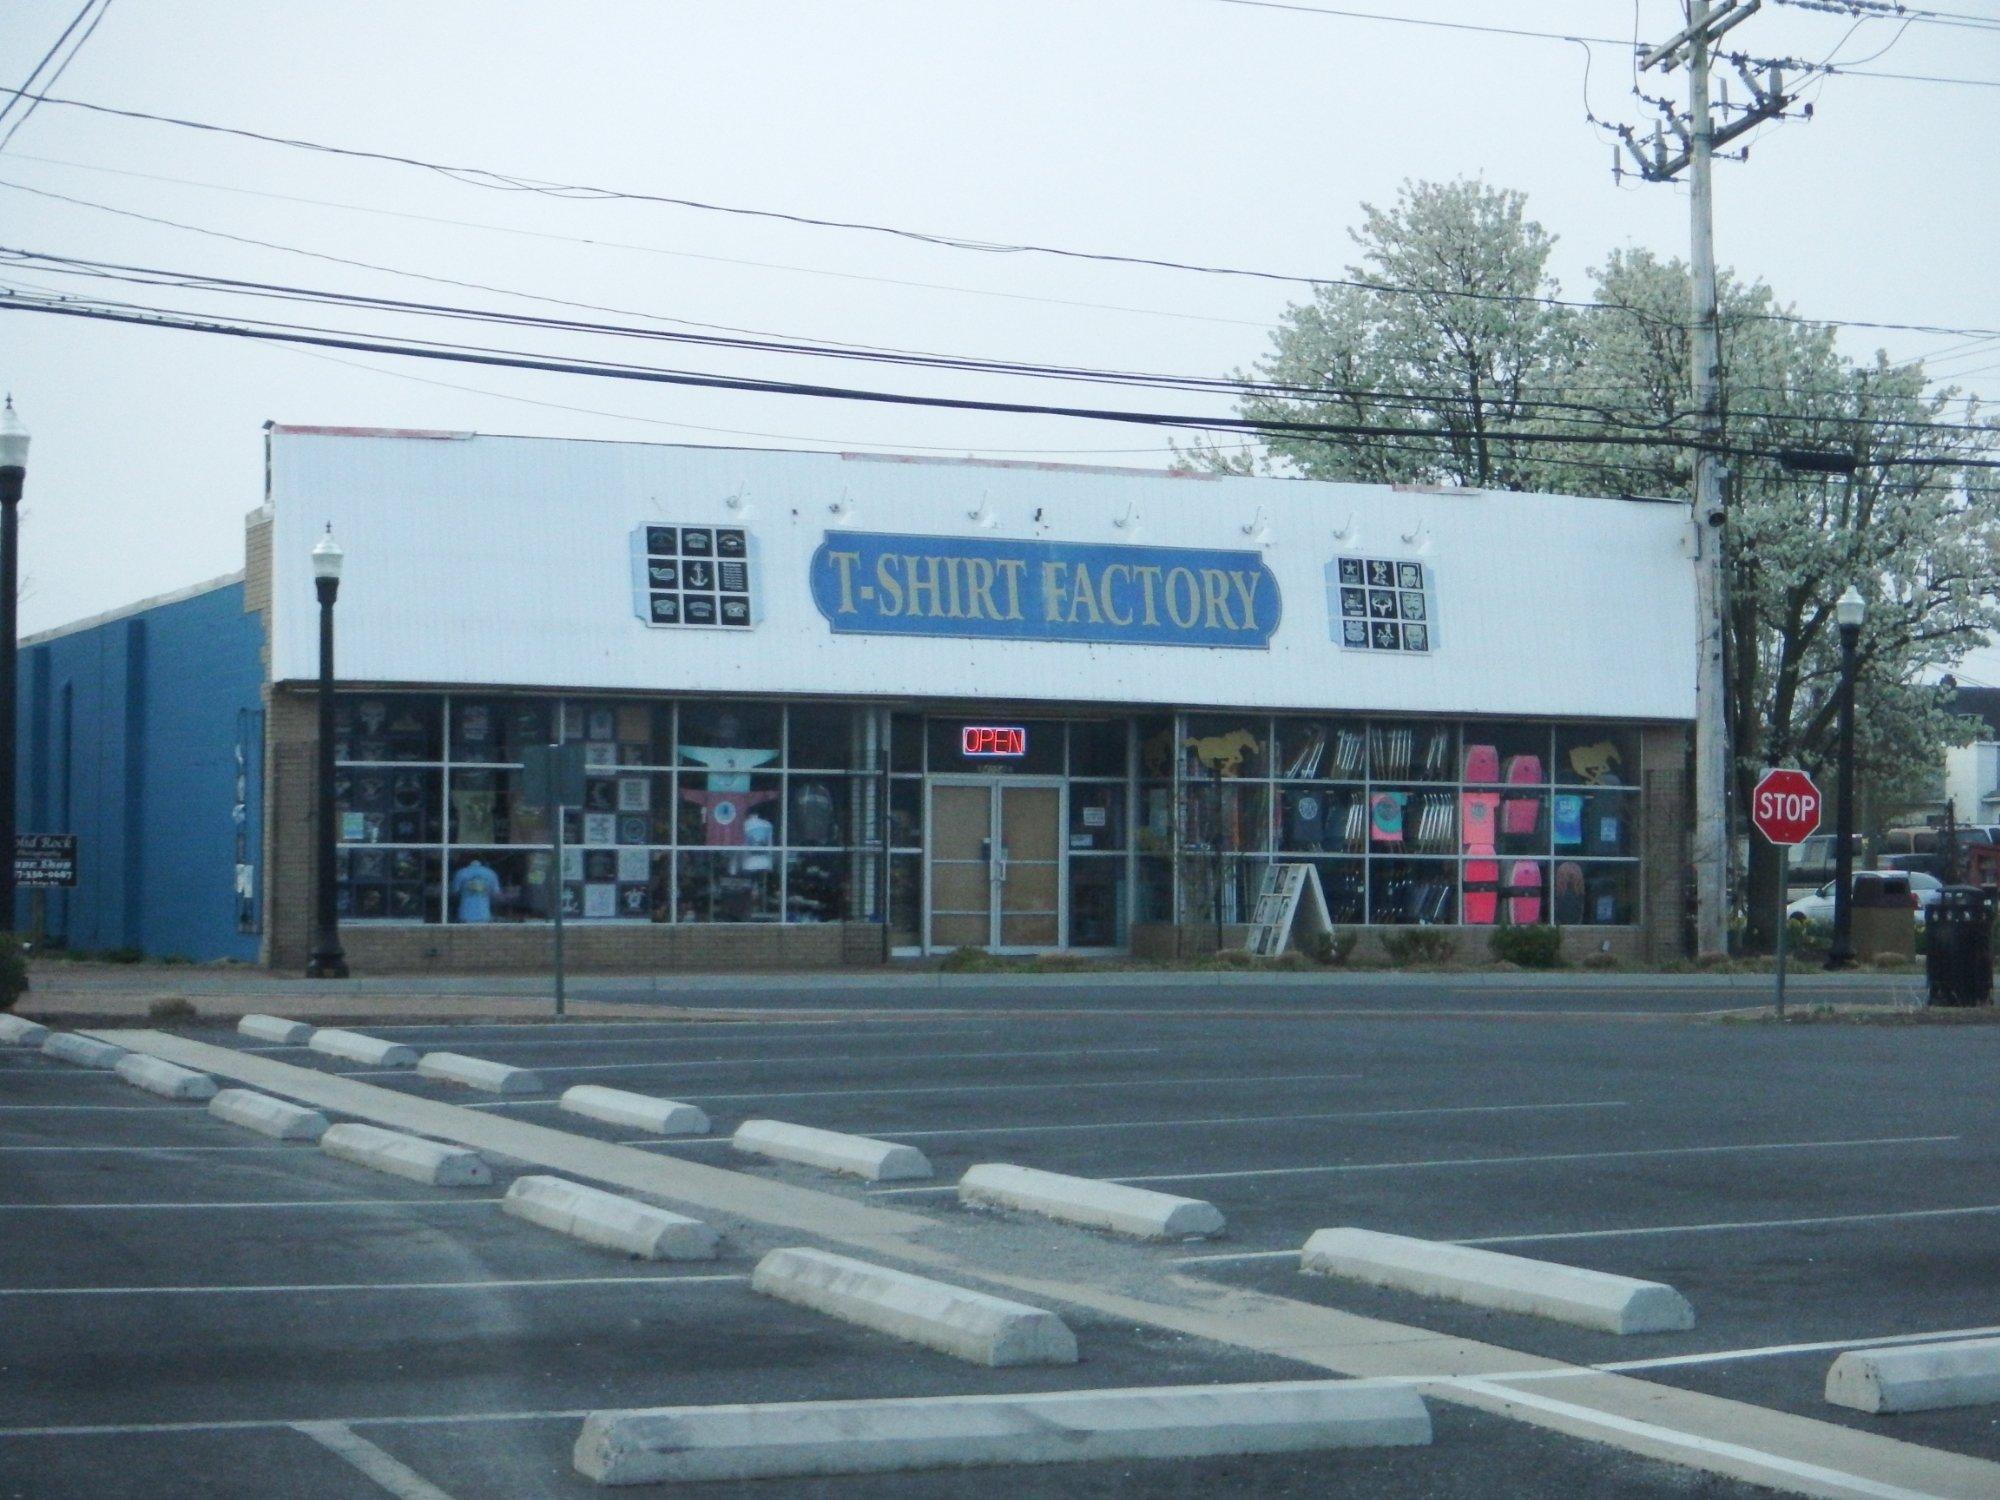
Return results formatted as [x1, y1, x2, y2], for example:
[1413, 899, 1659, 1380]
[1925, 885, 1995, 1007]
[1849, 873, 1916, 961]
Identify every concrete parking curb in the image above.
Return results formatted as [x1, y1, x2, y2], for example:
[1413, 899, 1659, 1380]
[750, 1247, 1077, 1368]
[113, 1054, 218, 1101]
[309, 1029, 419, 1068]
[42, 1032, 128, 1069]
[238, 1014, 315, 1045]
[416, 1051, 543, 1094]
[209, 1088, 330, 1141]
[1825, 1336, 2000, 1413]
[958, 1163, 1225, 1240]
[1300, 1228, 1696, 1335]
[320, 1122, 492, 1186]
[573, 1378, 1432, 1485]
[560, 1085, 709, 1136]
[503, 1175, 720, 1260]
[733, 1120, 933, 1181]
[0, 1014, 49, 1045]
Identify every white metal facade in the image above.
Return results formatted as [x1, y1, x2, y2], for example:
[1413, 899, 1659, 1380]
[266, 427, 1697, 722]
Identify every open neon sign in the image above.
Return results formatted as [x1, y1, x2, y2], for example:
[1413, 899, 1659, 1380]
[961, 725, 1027, 758]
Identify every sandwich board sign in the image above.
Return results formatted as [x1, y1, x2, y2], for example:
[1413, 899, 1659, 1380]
[1244, 862, 1335, 958]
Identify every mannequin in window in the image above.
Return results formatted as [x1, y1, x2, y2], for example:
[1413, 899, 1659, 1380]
[451, 856, 500, 923]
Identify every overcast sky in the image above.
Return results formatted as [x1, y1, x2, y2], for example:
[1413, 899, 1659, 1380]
[1, 1, 1995, 664]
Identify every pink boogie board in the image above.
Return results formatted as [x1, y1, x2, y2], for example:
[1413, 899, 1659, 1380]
[1462, 744, 1500, 783]
[1506, 860, 1543, 924]
[1501, 755, 1542, 836]
[1463, 859, 1501, 924]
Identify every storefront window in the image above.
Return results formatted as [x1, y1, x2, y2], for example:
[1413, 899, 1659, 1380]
[335, 767, 442, 846]
[335, 694, 441, 763]
[678, 851, 779, 923]
[679, 701, 781, 769]
[1069, 720, 1129, 778]
[1068, 783, 1126, 851]
[450, 699, 551, 764]
[888, 853, 923, 945]
[1370, 858, 1457, 925]
[1182, 714, 1269, 780]
[562, 700, 671, 766]
[337, 847, 442, 923]
[1555, 727, 1638, 787]
[1069, 856, 1127, 946]
[789, 704, 873, 770]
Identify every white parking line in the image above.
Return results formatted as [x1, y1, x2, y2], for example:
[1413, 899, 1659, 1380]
[1446, 1378, 1944, 1500]
[295, 1420, 459, 1500]
[0, 1272, 751, 1297]
[1175, 1200, 2000, 1268]
[1109, 1134, 1960, 1186]
[239, 1025, 994, 1055]
[0, 1152, 296, 1160]
[0, 1198, 505, 1212]
[1460, 1201, 2000, 1247]
[677, 1069, 1364, 1104]
[0, 1104, 185, 1112]
[1595, 1321, 2000, 1374]
[876, 1099, 1631, 1141]
[345, 1044, 1161, 1078]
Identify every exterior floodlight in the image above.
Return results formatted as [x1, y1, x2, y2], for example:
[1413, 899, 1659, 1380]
[1835, 586, 1865, 629]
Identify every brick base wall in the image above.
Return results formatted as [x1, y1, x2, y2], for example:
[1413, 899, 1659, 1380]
[1133, 922, 1646, 965]
[319, 920, 885, 974]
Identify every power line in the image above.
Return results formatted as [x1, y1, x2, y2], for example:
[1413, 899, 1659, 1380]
[8, 84, 1996, 339]
[0, 0, 113, 152]
[14, 241, 1992, 439]
[4, 287, 1993, 469]
[0, 0, 98, 132]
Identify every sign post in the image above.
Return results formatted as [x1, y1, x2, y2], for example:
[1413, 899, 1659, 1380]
[521, 744, 587, 1017]
[1750, 767, 1824, 1019]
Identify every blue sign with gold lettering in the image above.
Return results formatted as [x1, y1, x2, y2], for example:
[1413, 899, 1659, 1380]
[810, 531, 1281, 649]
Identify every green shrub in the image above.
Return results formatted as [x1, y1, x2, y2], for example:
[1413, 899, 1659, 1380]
[1310, 929, 1361, 966]
[1489, 924, 1564, 969]
[1580, 950, 1621, 971]
[0, 934, 27, 1012]
[101, 946, 144, 964]
[147, 997, 198, 1023]
[1381, 927, 1454, 966]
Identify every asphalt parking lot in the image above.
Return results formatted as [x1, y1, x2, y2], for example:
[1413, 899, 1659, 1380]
[3, 990, 1996, 1497]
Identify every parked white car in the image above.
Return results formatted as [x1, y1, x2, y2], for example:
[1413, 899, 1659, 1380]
[1786, 871, 1939, 926]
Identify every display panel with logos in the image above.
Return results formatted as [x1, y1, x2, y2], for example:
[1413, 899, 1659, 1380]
[1326, 556, 1438, 654]
[631, 525, 756, 630]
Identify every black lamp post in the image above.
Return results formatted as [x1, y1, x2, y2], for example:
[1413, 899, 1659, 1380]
[306, 527, 348, 979]
[0, 397, 29, 936]
[1825, 585, 1866, 970]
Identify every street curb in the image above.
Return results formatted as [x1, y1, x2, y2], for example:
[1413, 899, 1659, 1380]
[42, 1032, 127, 1069]
[114, 1054, 218, 1101]
[1826, 1336, 2000, 1413]
[1301, 1228, 1695, 1335]
[503, 1175, 720, 1260]
[239, 1014, 315, 1045]
[209, 1088, 330, 1142]
[749, 1247, 1076, 1368]
[959, 1163, 1225, 1240]
[733, 1120, 933, 1181]
[573, 1378, 1431, 1484]
[417, 1051, 543, 1094]
[321, 1122, 491, 1186]
[562, 1085, 710, 1136]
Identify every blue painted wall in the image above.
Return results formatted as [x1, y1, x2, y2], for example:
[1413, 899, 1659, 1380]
[18, 581, 265, 960]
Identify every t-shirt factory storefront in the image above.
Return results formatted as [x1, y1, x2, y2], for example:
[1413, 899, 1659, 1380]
[91, 426, 1704, 970]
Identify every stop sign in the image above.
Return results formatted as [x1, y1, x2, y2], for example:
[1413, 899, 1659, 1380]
[1751, 768, 1823, 846]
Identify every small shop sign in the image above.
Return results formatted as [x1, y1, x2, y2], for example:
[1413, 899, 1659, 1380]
[14, 834, 77, 888]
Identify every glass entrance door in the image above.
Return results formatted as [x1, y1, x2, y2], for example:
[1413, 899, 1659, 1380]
[926, 779, 1063, 951]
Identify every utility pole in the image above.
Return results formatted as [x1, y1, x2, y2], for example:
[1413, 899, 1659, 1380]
[1620, 0, 1798, 959]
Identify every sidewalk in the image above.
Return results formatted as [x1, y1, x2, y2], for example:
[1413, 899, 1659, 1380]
[10, 958, 1928, 1027]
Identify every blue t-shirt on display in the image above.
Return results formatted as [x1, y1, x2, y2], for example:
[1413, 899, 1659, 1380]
[452, 861, 499, 923]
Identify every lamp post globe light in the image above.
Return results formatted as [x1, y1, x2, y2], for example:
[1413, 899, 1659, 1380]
[1826, 585, 1867, 971]
[307, 527, 348, 979]
[0, 396, 31, 933]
